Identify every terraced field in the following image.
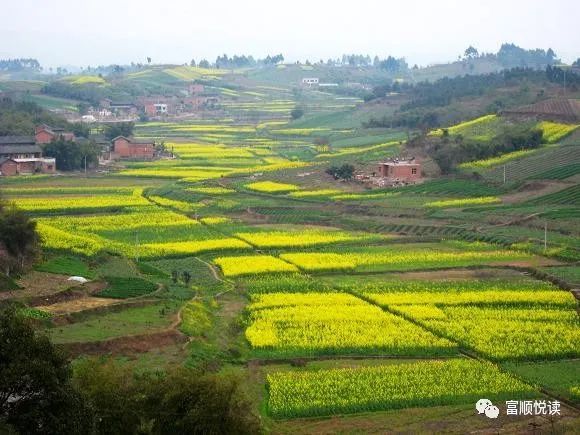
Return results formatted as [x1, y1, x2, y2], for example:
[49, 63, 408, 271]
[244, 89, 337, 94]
[3, 86, 579, 434]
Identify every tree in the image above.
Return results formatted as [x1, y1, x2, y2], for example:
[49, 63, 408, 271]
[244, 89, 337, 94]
[190, 59, 196, 67]
[104, 122, 134, 140]
[464, 46, 479, 59]
[326, 164, 355, 181]
[0, 305, 93, 434]
[76, 102, 90, 116]
[0, 203, 40, 276]
[171, 270, 179, 284]
[198, 59, 210, 68]
[43, 139, 98, 171]
[182, 271, 191, 285]
[290, 107, 304, 120]
[147, 57, 152, 64]
[72, 358, 262, 434]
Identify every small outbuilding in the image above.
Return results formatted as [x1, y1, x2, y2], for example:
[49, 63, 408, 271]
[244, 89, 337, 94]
[378, 158, 422, 183]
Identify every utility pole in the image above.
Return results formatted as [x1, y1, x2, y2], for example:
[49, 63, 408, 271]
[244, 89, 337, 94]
[503, 165, 506, 184]
[84, 155, 87, 175]
[544, 221, 547, 252]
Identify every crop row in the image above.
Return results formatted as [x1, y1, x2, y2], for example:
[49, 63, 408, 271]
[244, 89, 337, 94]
[267, 359, 534, 418]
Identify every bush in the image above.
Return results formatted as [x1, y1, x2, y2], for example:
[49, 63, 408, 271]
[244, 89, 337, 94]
[326, 164, 355, 180]
[290, 107, 304, 120]
[73, 358, 262, 434]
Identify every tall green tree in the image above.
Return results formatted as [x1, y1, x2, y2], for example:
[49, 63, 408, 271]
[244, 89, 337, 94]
[0, 203, 40, 276]
[104, 122, 134, 140]
[0, 305, 93, 434]
[43, 139, 98, 171]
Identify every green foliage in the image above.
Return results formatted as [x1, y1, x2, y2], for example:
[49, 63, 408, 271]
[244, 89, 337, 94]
[104, 122, 135, 140]
[43, 138, 99, 171]
[290, 106, 304, 120]
[0, 98, 69, 136]
[325, 164, 354, 180]
[18, 307, 52, 320]
[99, 276, 157, 299]
[430, 125, 543, 173]
[0, 305, 93, 434]
[0, 273, 20, 291]
[0, 202, 40, 276]
[180, 301, 212, 336]
[72, 358, 262, 434]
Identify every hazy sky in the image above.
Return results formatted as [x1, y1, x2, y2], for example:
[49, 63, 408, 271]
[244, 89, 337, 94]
[1, 0, 579, 68]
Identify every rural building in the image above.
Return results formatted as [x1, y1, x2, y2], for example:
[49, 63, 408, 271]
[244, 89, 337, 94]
[143, 102, 169, 116]
[35, 124, 75, 144]
[502, 98, 580, 123]
[111, 136, 155, 160]
[0, 137, 55, 176]
[0, 157, 55, 176]
[103, 100, 139, 117]
[378, 158, 422, 183]
[188, 83, 205, 95]
[301, 78, 319, 87]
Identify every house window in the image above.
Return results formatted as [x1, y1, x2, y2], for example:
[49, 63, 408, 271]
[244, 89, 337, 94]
[411, 168, 417, 175]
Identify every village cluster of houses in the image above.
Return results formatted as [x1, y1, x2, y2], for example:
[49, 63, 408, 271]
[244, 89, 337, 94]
[84, 83, 220, 122]
[0, 124, 157, 176]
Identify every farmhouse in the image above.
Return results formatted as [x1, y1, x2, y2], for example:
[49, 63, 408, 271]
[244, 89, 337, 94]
[301, 78, 319, 87]
[102, 100, 139, 117]
[111, 136, 155, 160]
[0, 136, 55, 176]
[35, 124, 75, 144]
[378, 158, 421, 183]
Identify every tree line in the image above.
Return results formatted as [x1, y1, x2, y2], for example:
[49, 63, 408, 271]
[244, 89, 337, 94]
[0, 58, 41, 72]
[362, 66, 578, 132]
[415, 125, 544, 174]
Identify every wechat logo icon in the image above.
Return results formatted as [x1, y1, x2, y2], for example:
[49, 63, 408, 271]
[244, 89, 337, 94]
[476, 399, 500, 419]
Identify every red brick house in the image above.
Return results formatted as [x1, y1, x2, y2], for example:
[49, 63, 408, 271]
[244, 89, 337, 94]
[0, 134, 56, 176]
[378, 158, 422, 182]
[0, 157, 56, 175]
[111, 136, 155, 160]
[35, 124, 75, 144]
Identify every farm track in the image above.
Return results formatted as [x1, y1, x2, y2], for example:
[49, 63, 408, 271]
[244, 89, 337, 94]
[60, 329, 188, 356]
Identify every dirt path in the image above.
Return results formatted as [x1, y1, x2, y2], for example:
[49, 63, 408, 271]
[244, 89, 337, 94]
[61, 330, 188, 356]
